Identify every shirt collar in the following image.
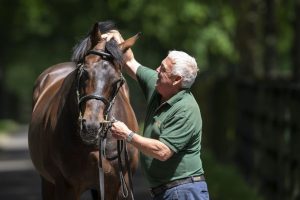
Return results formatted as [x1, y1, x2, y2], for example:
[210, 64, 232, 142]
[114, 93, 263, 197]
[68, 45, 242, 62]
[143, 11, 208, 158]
[165, 89, 189, 106]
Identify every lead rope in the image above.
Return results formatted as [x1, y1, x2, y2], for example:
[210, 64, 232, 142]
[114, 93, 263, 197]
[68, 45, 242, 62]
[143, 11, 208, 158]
[117, 137, 135, 199]
[118, 140, 129, 198]
[124, 140, 135, 199]
[98, 140, 105, 200]
[113, 76, 135, 199]
[98, 120, 107, 200]
[97, 74, 135, 200]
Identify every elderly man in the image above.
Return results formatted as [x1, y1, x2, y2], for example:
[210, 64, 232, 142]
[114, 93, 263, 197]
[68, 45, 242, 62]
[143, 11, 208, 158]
[104, 31, 210, 200]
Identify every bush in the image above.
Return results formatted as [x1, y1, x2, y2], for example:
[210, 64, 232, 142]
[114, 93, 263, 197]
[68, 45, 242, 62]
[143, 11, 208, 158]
[203, 150, 264, 200]
[0, 119, 19, 135]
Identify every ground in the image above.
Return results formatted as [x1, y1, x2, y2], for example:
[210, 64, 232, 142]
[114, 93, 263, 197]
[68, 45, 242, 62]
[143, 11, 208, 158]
[0, 126, 150, 200]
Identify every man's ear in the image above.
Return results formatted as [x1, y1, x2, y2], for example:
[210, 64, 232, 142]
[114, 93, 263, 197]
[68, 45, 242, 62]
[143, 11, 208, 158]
[173, 75, 182, 86]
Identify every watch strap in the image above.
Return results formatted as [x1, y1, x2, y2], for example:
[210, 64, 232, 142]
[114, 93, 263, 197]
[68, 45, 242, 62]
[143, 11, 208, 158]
[126, 132, 135, 142]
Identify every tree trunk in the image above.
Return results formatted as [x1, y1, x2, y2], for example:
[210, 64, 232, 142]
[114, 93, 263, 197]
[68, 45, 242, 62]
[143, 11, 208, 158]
[263, 0, 277, 79]
[234, 0, 260, 79]
[292, 0, 300, 81]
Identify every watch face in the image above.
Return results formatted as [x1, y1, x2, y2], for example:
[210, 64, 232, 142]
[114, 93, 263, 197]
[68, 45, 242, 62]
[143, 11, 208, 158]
[127, 132, 135, 142]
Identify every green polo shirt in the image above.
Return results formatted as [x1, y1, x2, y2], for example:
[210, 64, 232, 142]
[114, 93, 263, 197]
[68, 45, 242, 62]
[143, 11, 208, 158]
[136, 66, 204, 188]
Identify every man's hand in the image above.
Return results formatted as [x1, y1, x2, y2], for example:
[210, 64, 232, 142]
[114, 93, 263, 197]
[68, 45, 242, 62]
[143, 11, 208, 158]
[111, 121, 131, 140]
[101, 30, 124, 43]
[102, 30, 140, 80]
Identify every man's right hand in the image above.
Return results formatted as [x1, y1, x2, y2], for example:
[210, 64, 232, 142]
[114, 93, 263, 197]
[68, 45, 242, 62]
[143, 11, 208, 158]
[102, 30, 140, 80]
[102, 30, 135, 62]
[101, 30, 124, 43]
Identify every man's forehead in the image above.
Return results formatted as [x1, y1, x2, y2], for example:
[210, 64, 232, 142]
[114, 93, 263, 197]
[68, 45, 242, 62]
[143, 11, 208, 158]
[162, 57, 173, 68]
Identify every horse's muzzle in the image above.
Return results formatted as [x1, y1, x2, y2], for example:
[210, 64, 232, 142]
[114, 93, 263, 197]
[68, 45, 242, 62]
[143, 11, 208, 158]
[79, 120, 112, 145]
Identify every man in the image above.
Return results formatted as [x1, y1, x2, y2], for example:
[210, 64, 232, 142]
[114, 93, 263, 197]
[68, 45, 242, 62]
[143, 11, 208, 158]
[104, 31, 210, 200]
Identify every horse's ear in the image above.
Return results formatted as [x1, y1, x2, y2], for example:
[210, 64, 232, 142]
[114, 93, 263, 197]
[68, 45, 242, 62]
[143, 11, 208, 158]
[119, 32, 141, 52]
[90, 22, 102, 47]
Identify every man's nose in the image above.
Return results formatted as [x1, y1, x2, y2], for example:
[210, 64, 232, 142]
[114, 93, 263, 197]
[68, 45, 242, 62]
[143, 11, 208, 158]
[156, 66, 160, 73]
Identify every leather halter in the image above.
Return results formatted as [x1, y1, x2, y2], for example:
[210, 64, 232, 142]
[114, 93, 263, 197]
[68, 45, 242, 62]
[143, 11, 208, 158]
[77, 72, 125, 122]
[86, 50, 113, 60]
[76, 49, 134, 200]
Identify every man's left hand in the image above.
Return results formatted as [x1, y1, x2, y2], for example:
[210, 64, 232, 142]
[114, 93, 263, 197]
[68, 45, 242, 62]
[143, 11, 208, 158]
[111, 121, 131, 140]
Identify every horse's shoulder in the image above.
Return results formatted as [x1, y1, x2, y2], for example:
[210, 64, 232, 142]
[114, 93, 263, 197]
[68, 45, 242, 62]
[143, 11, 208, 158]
[34, 62, 76, 90]
[32, 62, 76, 106]
[31, 62, 78, 131]
[121, 83, 130, 100]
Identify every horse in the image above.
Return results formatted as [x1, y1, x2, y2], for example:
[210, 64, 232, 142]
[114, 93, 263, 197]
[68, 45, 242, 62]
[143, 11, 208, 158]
[28, 21, 140, 200]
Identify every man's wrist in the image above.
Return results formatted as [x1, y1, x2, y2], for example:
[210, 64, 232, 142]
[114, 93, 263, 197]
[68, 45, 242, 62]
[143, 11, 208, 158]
[126, 131, 135, 142]
[126, 59, 140, 69]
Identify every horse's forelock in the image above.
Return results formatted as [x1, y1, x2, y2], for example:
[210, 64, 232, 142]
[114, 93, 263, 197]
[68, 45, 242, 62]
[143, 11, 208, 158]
[98, 21, 117, 33]
[105, 39, 124, 67]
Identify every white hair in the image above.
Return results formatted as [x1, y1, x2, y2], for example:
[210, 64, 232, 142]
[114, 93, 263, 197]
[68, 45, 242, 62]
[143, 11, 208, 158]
[168, 50, 199, 89]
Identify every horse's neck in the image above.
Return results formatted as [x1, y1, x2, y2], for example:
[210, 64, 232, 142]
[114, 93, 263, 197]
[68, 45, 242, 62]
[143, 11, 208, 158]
[32, 62, 76, 112]
[120, 82, 130, 100]
[113, 83, 139, 132]
[56, 69, 80, 125]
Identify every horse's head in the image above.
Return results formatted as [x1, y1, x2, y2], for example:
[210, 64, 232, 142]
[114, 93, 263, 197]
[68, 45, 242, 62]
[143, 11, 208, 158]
[75, 22, 139, 144]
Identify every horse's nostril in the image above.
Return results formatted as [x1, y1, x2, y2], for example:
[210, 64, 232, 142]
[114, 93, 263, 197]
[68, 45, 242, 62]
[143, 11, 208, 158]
[79, 121, 100, 145]
[82, 121, 100, 133]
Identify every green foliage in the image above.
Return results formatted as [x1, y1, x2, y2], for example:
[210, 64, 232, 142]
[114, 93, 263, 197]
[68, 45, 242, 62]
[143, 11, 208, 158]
[0, 0, 296, 122]
[191, 22, 237, 68]
[15, 0, 53, 38]
[6, 63, 35, 98]
[203, 150, 264, 200]
[276, 0, 295, 75]
[0, 119, 19, 135]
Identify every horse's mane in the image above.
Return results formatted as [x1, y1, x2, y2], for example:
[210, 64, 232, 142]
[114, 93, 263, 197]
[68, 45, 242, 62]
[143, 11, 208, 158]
[71, 20, 123, 66]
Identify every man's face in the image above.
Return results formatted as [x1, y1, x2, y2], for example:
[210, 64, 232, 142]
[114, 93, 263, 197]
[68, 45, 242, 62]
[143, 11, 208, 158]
[155, 57, 176, 95]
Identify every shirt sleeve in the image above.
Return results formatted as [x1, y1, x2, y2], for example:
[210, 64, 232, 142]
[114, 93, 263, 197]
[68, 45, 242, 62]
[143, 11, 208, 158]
[136, 66, 158, 103]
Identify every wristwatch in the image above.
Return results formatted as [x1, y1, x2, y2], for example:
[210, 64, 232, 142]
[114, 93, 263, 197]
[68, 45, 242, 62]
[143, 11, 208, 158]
[126, 132, 135, 142]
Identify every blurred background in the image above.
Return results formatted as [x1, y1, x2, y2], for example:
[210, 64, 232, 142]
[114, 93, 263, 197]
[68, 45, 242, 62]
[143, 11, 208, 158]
[0, 0, 299, 200]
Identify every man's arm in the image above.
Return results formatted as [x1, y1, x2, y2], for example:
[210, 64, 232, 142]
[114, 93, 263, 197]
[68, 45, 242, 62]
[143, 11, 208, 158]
[111, 121, 174, 161]
[130, 133, 174, 161]
[124, 59, 140, 80]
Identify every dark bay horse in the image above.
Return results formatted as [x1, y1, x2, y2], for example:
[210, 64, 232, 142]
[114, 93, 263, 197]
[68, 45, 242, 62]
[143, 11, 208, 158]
[28, 22, 139, 200]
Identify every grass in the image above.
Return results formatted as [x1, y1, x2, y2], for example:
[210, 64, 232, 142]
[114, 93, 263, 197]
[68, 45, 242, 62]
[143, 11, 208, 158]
[0, 119, 19, 135]
[203, 150, 264, 200]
